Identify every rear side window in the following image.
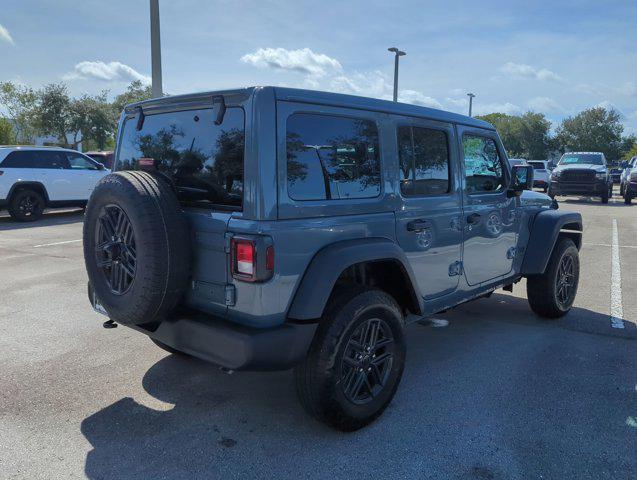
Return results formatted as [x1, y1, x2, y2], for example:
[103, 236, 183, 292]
[397, 126, 450, 196]
[462, 135, 506, 194]
[116, 107, 245, 209]
[285, 113, 380, 201]
[1, 150, 68, 169]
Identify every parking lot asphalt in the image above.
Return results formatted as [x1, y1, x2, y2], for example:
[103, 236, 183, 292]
[1, 190, 636, 480]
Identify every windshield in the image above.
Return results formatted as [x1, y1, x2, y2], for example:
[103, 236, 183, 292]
[528, 161, 545, 170]
[116, 106, 245, 209]
[559, 154, 604, 166]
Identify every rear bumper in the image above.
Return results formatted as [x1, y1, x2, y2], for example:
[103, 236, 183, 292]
[132, 314, 317, 371]
[550, 180, 607, 196]
[89, 284, 317, 371]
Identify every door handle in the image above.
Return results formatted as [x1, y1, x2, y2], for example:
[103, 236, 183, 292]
[466, 213, 481, 225]
[406, 219, 430, 232]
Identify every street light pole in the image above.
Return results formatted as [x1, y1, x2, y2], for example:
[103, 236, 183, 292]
[467, 92, 475, 117]
[388, 47, 406, 102]
[150, 0, 163, 97]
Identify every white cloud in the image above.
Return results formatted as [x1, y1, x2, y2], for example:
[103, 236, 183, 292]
[527, 96, 562, 112]
[63, 61, 151, 84]
[473, 102, 523, 116]
[241, 47, 342, 77]
[0, 23, 14, 45]
[500, 62, 564, 83]
[399, 90, 443, 109]
[330, 70, 390, 98]
[618, 82, 637, 97]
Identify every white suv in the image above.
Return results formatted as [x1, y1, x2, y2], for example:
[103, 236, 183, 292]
[528, 160, 551, 192]
[0, 146, 109, 221]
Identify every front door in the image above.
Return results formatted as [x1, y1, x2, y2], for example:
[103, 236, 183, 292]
[458, 127, 518, 285]
[394, 118, 463, 299]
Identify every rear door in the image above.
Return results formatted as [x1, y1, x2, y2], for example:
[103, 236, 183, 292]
[29, 150, 71, 200]
[393, 117, 463, 299]
[458, 127, 519, 285]
[115, 101, 247, 316]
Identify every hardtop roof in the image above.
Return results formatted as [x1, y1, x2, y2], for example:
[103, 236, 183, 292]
[125, 86, 495, 131]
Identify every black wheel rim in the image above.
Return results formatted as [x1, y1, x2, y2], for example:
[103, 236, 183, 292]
[555, 253, 575, 310]
[18, 194, 41, 216]
[95, 205, 136, 295]
[340, 318, 395, 405]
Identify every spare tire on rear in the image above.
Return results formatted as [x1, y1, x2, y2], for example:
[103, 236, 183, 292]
[83, 171, 190, 326]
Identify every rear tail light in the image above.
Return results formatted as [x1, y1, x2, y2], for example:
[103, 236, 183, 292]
[231, 237, 274, 282]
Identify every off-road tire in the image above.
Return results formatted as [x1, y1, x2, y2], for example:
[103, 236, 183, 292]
[526, 238, 579, 319]
[151, 338, 186, 355]
[625, 194, 632, 205]
[294, 288, 406, 431]
[83, 171, 190, 326]
[601, 190, 609, 203]
[8, 189, 45, 222]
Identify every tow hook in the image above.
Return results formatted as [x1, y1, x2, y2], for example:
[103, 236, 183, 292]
[103, 319, 118, 329]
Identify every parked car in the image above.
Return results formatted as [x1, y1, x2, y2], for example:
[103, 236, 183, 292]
[85, 151, 114, 169]
[83, 87, 582, 431]
[621, 162, 637, 205]
[620, 156, 637, 197]
[610, 166, 623, 184]
[548, 151, 613, 203]
[528, 160, 550, 192]
[0, 146, 109, 221]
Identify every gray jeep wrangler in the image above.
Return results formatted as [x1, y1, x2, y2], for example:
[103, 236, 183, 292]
[84, 87, 582, 431]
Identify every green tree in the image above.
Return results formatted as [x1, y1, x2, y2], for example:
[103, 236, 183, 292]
[68, 92, 115, 150]
[33, 83, 72, 146]
[476, 112, 551, 159]
[0, 117, 15, 144]
[554, 107, 624, 159]
[112, 80, 153, 117]
[0, 81, 38, 143]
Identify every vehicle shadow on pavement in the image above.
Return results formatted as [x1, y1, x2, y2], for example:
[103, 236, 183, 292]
[0, 209, 84, 231]
[80, 294, 636, 479]
[558, 198, 630, 207]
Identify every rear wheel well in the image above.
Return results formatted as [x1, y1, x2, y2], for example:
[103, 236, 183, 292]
[9, 183, 49, 205]
[331, 260, 420, 316]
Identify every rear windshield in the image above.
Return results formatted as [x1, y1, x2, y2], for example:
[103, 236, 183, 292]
[528, 161, 545, 170]
[559, 154, 603, 166]
[116, 106, 245, 209]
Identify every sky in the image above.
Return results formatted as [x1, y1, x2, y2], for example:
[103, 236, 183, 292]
[2, 0, 637, 134]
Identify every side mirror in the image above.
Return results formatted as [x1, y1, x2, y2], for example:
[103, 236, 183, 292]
[509, 164, 534, 196]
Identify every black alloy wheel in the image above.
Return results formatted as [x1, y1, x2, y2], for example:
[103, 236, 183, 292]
[555, 253, 576, 311]
[94, 204, 136, 295]
[340, 318, 395, 405]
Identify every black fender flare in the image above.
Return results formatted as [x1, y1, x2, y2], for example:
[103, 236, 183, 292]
[521, 209, 583, 275]
[287, 238, 423, 320]
[8, 181, 50, 204]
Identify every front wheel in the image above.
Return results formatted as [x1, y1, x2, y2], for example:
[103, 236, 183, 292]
[625, 194, 633, 205]
[295, 289, 406, 431]
[526, 238, 579, 318]
[601, 191, 609, 204]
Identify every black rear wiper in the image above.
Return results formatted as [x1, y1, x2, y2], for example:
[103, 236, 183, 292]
[135, 106, 145, 131]
[213, 95, 226, 125]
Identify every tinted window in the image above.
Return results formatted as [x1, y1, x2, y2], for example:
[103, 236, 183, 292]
[1, 151, 33, 168]
[528, 161, 545, 170]
[117, 107, 245, 209]
[67, 153, 98, 170]
[397, 126, 450, 196]
[286, 113, 380, 200]
[1, 150, 68, 169]
[463, 135, 506, 194]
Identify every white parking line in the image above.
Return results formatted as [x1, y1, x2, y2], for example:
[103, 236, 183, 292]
[32, 239, 82, 248]
[610, 219, 624, 329]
